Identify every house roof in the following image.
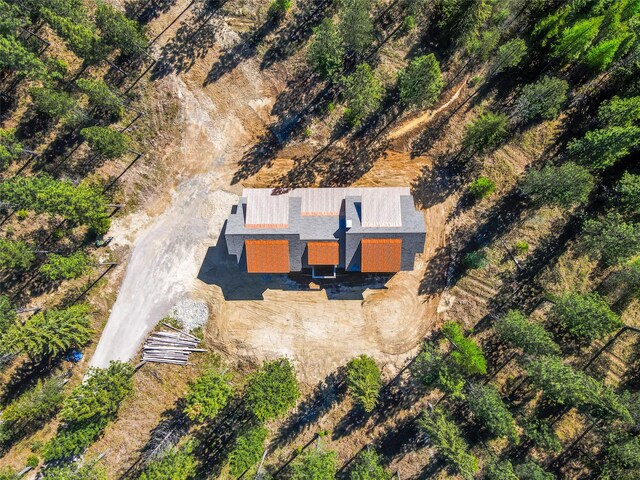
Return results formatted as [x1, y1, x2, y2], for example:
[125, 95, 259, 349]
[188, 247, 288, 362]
[245, 239, 290, 273]
[241, 187, 411, 228]
[361, 238, 402, 272]
[307, 241, 339, 265]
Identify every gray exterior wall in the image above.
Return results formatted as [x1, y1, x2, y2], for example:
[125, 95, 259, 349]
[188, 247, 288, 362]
[224, 192, 426, 272]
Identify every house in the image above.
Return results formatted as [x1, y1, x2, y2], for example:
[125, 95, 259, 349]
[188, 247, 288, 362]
[224, 187, 426, 277]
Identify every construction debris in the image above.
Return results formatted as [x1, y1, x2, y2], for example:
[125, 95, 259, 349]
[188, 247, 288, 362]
[141, 323, 206, 365]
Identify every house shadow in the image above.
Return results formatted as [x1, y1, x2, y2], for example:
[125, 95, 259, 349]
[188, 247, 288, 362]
[196, 222, 393, 301]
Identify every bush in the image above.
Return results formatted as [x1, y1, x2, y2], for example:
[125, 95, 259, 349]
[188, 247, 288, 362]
[26, 455, 39, 468]
[183, 368, 233, 423]
[290, 449, 337, 480]
[346, 354, 382, 412]
[521, 162, 594, 207]
[468, 177, 496, 199]
[495, 310, 560, 356]
[462, 111, 509, 153]
[270, 0, 292, 15]
[418, 408, 478, 480]
[441, 322, 487, 376]
[551, 292, 622, 342]
[228, 427, 268, 477]
[349, 449, 391, 480]
[40, 251, 92, 281]
[245, 357, 300, 421]
[463, 251, 488, 270]
[81, 126, 130, 159]
[514, 76, 568, 121]
[397, 54, 444, 109]
[514, 240, 529, 255]
[582, 213, 640, 266]
[467, 383, 519, 443]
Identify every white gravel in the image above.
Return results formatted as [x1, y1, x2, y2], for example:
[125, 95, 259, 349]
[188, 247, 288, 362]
[170, 299, 209, 332]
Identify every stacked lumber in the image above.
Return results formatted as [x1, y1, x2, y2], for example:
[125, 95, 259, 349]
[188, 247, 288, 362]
[141, 323, 206, 365]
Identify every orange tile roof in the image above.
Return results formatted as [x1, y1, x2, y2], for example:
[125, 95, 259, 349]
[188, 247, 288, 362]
[307, 241, 339, 265]
[245, 240, 290, 273]
[361, 238, 402, 273]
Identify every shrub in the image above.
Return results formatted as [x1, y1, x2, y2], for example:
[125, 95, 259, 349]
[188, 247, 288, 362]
[270, 0, 292, 15]
[468, 177, 496, 199]
[514, 76, 568, 121]
[462, 111, 509, 153]
[40, 251, 92, 281]
[245, 357, 300, 421]
[346, 354, 382, 412]
[495, 310, 560, 356]
[418, 408, 478, 480]
[81, 126, 130, 158]
[463, 251, 488, 270]
[521, 162, 594, 207]
[26, 455, 39, 468]
[441, 322, 487, 376]
[397, 54, 444, 109]
[514, 240, 529, 255]
[183, 368, 233, 423]
[228, 427, 268, 477]
[467, 383, 519, 443]
[551, 292, 622, 342]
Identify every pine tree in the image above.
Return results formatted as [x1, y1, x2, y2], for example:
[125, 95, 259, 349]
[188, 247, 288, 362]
[495, 310, 560, 356]
[615, 172, 640, 213]
[183, 368, 233, 423]
[245, 357, 300, 421]
[551, 292, 622, 341]
[568, 126, 640, 170]
[290, 449, 337, 480]
[397, 54, 444, 109]
[494, 38, 527, 72]
[0, 238, 35, 271]
[552, 16, 603, 61]
[598, 96, 640, 126]
[441, 322, 487, 375]
[485, 460, 518, 480]
[138, 443, 197, 480]
[40, 461, 107, 480]
[585, 34, 630, 71]
[521, 162, 594, 207]
[40, 251, 92, 281]
[29, 86, 76, 119]
[346, 354, 382, 412]
[342, 63, 384, 127]
[462, 111, 509, 153]
[81, 126, 130, 158]
[467, 383, 519, 443]
[0, 128, 23, 169]
[0, 35, 46, 78]
[228, 427, 268, 477]
[308, 18, 344, 80]
[339, 0, 373, 54]
[515, 461, 554, 480]
[514, 76, 569, 121]
[0, 294, 16, 340]
[95, 0, 148, 56]
[349, 449, 392, 480]
[582, 212, 640, 265]
[76, 78, 124, 119]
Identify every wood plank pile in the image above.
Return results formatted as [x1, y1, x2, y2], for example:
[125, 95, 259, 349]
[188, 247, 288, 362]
[141, 323, 206, 365]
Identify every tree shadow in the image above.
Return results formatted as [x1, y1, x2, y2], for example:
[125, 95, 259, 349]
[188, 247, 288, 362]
[272, 370, 345, 448]
[126, 0, 179, 25]
[151, 3, 225, 80]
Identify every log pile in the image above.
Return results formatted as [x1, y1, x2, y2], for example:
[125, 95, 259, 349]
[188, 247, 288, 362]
[141, 323, 206, 365]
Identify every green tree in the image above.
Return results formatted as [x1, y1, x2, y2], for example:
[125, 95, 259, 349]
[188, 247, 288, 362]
[410, 342, 466, 397]
[466, 383, 519, 443]
[397, 54, 444, 109]
[418, 407, 478, 480]
[41, 461, 107, 480]
[462, 111, 508, 153]
[602, 433, 640, 479]
[1, 304, 92, 358]
[0, 294, 16, 339]
[598, 96, 640, 126]
[0, 238, 35, 271]
[0, 128, 23, 169]
[290, 449, 337, 480]
[485, 460, 518, 480]
[582, 213, 640, 266]
[349, 449, 392, 480]
[61, 361, 134, 423]
[0, 376, 65, 445]
[463, 251, 489, 270]
[0, 1, 28, 35]
[553, 16, 603, 61]
[494, 38, 527, 72]
[346, 354, 382, 412]
[342, 63, 384, 126]
[514, 461, 554, 480]
[441, 322, 487, 375]
[76, 78, 124, 119]
[29, 86, 76, 119]
[183, 368, 233, 423]
[40, 251, 92, 281]
[585, 34, 631, 71]
[514, 76, 569, 121]
[339, 0, 373, 54]
[495, 310, 560, 356]
[533, 6, 569, 47]
[228, 427, 268, 477]
[0, 175, 111, 234]
[270, 0, 293, 15]
[138, 443, 197, 480]
[522, 418, 562, 453]
[615, 171, 640, 213]
[42, 416, 109, 461]
[95, 0, 148, 56]
[0, 35, 46, 78]
[468, 177, 496, 199]
[551, 292, 622, 341]
[81, 126, 130, 158]
[521, 162, 594, 207]
[568, 126, 640, 170]
[307, 18, 344, 80]
[245, 357, 300, 421]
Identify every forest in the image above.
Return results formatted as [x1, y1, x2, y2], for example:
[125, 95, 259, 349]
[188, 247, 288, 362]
[1, 0, 640, 479]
